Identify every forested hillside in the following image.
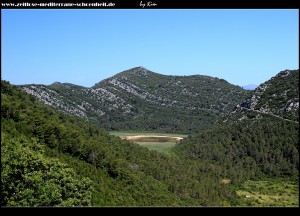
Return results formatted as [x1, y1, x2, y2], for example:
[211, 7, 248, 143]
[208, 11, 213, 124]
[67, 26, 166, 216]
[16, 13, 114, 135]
[20, 67, 249, 133]
[174, 69, 299, 181]
[174, 115, 299, 180]
[1, 80, 237, 206]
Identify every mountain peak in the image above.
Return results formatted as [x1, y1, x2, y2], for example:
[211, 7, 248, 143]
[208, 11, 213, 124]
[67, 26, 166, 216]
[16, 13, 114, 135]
[51, 81, 62, 85]
[50, 82, 84, 88]
[274, 69, 295, 79]
[126, 66, 152, 76]
[105, 67, 157, 81]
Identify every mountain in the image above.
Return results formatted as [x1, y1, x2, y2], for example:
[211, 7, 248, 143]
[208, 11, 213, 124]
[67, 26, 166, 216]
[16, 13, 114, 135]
[242, 84, 258, 90]
[174, 69, 299, 180]
[237, 69, 299, 122]
[20, 67, 249, 133]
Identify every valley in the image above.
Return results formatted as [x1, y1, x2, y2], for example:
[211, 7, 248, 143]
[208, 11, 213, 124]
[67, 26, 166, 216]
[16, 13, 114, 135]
[110, 131, 187, 155]
[1, 68, 299, 207]
[2, 8, 298, 207]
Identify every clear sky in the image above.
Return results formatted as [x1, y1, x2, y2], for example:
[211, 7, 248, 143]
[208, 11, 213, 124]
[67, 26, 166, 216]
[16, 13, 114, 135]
[2, 9, 299, 87]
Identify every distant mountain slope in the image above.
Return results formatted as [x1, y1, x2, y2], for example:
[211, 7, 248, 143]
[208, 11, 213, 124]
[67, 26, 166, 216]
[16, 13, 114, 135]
[20, 67, 249, 133]
[242, 84, 258, 90]
[237, 69, 299, 122]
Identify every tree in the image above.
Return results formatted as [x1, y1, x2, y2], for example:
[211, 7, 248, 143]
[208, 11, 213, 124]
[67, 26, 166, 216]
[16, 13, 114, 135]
[1, 135, 94, 206]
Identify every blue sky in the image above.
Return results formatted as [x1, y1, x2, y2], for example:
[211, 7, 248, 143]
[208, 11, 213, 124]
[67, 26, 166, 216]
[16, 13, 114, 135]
[2, 9, 299, 87]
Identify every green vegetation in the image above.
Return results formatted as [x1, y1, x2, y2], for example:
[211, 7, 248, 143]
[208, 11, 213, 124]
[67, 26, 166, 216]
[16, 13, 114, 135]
[1, 80, 237, 206]
[172, 69, 299, 206]
[174, 70, 299, 183]
[138, 143, 176, 156]
[174, 115, 299, 181]
[1, 134, 93, 206]
[236, 178, 298, 206]
[2, 68, 298, 207]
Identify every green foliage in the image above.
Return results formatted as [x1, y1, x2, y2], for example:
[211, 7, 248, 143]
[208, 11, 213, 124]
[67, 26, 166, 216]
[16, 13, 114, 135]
[174, 117, 299, 181]
[2, 68, 298, 207]
[138, 143, 176, 155]
[1, 80, 236, 206]
[1, 134, 93, 206]
[236, 177, 298, 206]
